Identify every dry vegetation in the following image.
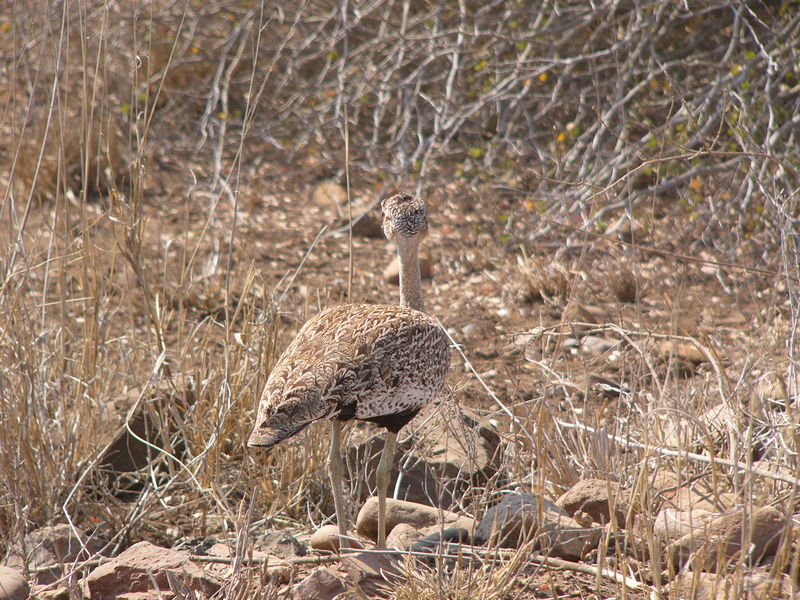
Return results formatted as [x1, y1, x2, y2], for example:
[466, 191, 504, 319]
[1, 0, 799, 598]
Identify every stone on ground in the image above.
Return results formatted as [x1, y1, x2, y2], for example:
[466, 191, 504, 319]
[385, 524, 422, 550]
[667, 506, 786, 572]
[474, 493, 601, 558]
[291, 567, 346, 600]
[349, 405, 502, 507]
[653, 508, 715, 544]
[0, 567, 29, 600]
[2, 524, 105, 585]
[356, 498, 465, 542]
[670, 569, 795, 600]
[556, 478, 629, 524]
[84, 540, 220, 600]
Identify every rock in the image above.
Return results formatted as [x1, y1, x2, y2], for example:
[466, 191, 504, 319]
[0, 567, 29, 600]
[670, 569, 796, 600]
[409, 529, 476, 566]
[410, 528, 471, 553]
[670, 482, 736, 513]
[356, 498, 465, 542]
[474, 493, 548, 547]
[755, 370, 800, 406]
[384, 254, 434, 284]
[653, 508, 715, 544]
[84, 540, 220, 600]
[539, 512, 601, 560]
[257, 531, 307, 558]
[418, 515, 476, 538]
[3, 524, 106, 585]
[580, 336, 617, 354]
[97, 382, 194, 499]
[474, 493, 601, 558]
[667, 506, 786, 572]
[348, 405, 502, 507]
[385, 524, 422, 550]
[291, 567, 346, 600]
[309, 525, 343, 553]
[556, 479, 628, 524]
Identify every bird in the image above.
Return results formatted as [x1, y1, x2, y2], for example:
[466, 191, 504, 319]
[248, 193, 451, 548]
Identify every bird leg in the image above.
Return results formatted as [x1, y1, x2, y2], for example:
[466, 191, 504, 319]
[375, 430, 397, 548]
[328, 420, 349, 549]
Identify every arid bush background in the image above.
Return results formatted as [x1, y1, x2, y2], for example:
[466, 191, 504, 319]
[1, 1, 799, 597]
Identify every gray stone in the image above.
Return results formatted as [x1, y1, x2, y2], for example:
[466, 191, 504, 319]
[348, 405, 502, 507]
[474, 493, 600, 558]
[0, 567, 29, 600]
[291, 567, 346, 600]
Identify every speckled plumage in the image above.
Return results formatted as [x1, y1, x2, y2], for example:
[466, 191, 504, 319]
[247, 300, 450, 448]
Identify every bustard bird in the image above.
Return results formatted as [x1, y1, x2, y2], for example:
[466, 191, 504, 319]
[248, 193, 450, 547]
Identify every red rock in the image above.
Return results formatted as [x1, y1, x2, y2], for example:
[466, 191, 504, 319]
[84, 541, 220, 600]
[556, 479, 628, 524]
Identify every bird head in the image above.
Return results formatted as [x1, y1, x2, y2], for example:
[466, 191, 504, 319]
[247, 387, 319, 448]
[381, 193, 428, 241]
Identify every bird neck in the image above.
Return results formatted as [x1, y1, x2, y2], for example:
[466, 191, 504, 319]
[396, 237, 425, 313]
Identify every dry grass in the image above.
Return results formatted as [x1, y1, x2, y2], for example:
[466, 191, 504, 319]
[2, 1, 799, 598]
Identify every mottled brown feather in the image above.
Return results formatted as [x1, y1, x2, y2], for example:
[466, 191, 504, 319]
[247, 303, 450, 448]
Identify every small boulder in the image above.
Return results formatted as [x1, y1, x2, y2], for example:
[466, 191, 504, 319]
[668, 506, 786, 572]
[257, 531, 307, 558]
[670, 569, 795, 600]
[348, 405, 502, 507]
[653, 508, 715, 545]
[309, 525, 353, 553]
[0, 567, 29, 600]
[385, 524, 422, 550]
[411, 528, 471, 553]
[356, 498, 463, 542]
[474, 493, 601, 558]
[291, 567, 346, 600]
[84, 540, 220, 600]
[556, 479, 628, 525]
[340, 551, 402, 597]
[670, 483, 736, 513]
